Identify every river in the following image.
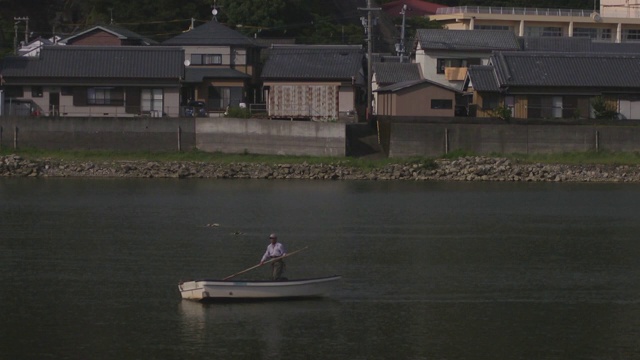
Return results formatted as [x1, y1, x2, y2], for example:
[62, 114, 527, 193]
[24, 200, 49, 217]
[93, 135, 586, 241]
[1, 178, 639, 359]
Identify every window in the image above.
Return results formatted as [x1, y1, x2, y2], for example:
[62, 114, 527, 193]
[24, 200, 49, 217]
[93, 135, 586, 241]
[482, 93, 500, 110]
[575, 28, 612, 41]
[525, 26, 562, 37]
[31, 86, 43, 97]
[573, 27, 597, 38]
[431, 99, 453, 109]
[436, 58, 481, 74]
[61, 87, 73, 96]
[86, 87, 124, 105]
[141, 89, 163, 112]
[191, 53, 223, 65]
[476, 25, 511, 31]
[208, 86, 243, 110]
[624, 29, 640, 42]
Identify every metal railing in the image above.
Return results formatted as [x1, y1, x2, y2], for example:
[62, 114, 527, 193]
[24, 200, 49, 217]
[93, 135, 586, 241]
[435, 6, 594, 17]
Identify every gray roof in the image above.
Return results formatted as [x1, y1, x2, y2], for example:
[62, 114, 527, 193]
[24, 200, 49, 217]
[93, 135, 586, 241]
[261, 45, 364, 80]
[415, 29, 520, 51]
[1, 46, 183, 80]
[467, 65, 500, 92]
[373, 62, 422, 85]
[490, 51, 640, 88]
[375, 79, 461, 93]
[591, 42, 640, 54]
[520, 37, 592, 52]
[59, 25, 158, 45]
[184, 67, 251, 82]
[162, 20, 258, 47]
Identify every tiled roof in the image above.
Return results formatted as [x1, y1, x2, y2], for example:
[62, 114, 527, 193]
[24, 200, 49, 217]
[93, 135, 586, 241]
[375, 79, 461, 93]
[491, 51, 640, 88]
[184, 67, 251, 82]
[520, 37, 592, 52]
[467, 65, 500, 92]
[415, 29, 520, 51]
[373, 62, 422, 84]
[60, 25, 158, 45]
[1, 46, 183, 80]
[162, 20, 259, 47]
[261, 45, 364, 80]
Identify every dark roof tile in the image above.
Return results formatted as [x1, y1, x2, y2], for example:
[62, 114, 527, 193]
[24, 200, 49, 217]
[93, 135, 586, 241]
[373, 62, 422, 84]
[1, 46, 183, 79]
[162, 20, 258, 47]
[416, 29, 520, 51]
[261, 45, 364, 80]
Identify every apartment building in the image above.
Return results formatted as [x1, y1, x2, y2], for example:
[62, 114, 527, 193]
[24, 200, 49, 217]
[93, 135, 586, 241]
[428, 0, 640, 43]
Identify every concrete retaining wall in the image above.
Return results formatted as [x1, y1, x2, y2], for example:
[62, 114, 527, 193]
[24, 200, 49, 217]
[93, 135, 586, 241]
[0, 117, 196, 152]
[388, 123, 640, 158]
[196, 118, 346, 156]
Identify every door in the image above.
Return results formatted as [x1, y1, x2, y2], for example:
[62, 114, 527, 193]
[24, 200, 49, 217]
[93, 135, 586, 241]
[49, 92, 60, 116]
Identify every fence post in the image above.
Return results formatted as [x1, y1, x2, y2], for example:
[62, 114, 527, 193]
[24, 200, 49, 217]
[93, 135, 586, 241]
[178, 126, 182, 152]
[595, 130, 600, 152]
[444, 128, 449, 154]
[0, 126, 3, 150]
[14, 126, 18, 149]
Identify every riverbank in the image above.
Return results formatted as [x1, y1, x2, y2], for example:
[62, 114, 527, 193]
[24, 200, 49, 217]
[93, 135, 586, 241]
[3, 154, 640, 182]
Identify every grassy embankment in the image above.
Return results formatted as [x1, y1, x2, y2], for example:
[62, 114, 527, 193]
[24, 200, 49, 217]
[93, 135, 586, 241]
[3, 148, 640, 168]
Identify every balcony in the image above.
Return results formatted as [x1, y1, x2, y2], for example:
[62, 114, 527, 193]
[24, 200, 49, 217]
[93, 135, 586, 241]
[435, 6, 593, 18]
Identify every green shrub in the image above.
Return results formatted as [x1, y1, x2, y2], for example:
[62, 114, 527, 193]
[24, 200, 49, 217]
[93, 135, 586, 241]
[225, 106, 251, 118]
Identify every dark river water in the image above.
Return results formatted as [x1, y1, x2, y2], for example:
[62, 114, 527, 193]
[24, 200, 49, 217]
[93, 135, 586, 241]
[1, 178, 639, 360]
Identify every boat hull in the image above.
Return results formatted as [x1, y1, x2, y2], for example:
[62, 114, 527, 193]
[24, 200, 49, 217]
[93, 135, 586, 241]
[178, 275, 342, 301]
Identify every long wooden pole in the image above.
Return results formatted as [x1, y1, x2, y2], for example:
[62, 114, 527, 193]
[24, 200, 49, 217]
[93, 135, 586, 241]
[223, 246, 309, 281]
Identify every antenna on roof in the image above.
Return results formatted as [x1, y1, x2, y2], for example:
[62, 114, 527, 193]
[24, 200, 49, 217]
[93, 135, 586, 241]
[212, 0, 219, 22]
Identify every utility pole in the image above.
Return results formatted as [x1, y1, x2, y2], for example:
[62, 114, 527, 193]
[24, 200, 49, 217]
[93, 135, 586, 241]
[396, 4, 408, 63]
[359, 0, 380, 122]
[15, 17, 29, 43]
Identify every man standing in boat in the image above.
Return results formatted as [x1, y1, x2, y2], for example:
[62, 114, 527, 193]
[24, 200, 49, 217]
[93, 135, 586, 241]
[260, 233, 287, 280]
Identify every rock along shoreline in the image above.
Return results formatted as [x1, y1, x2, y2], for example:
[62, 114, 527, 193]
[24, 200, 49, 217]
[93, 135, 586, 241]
[2, 154, 640, 182]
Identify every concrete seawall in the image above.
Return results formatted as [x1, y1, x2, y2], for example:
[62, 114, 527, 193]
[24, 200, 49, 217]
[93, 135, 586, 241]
[384, 122, 640, 158]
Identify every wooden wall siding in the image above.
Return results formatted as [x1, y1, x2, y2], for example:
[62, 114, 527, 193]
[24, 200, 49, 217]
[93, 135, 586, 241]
[67, 32, 121, 46]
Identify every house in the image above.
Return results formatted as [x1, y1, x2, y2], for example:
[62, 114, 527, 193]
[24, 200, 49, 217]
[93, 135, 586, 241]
[372, 62, 423, 114]
[429, 1, 640, 43]
[465, 51, 640, 120]
[381, 0, 447, 19]
[58, 25, 158, 46]
[261, 44, 365, 121]
[375, 79, 461, 117]
[0, 46, 184, 117]
[413, 29, 520, 90]
[18, 36, 61, 56]
[162, 20, 262, 115]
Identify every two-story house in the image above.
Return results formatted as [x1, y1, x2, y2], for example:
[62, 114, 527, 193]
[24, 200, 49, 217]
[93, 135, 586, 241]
[413, 29, 520, 90]
[1, 46, 184, 117]
[162, 20, 262, 115]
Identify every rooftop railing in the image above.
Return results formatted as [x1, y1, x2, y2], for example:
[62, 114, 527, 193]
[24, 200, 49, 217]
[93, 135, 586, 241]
[435, 6, 594, 17]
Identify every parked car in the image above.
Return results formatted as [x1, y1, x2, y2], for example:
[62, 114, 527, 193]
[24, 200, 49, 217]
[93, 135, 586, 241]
[184, 101, 207, 117]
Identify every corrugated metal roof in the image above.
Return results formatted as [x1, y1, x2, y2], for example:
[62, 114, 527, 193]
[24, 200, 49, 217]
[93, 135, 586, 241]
[492, 51, 640, 88]
[467, 65, 500, 92]
[184, 67, 251, 82]
[416, 29, 520, 51]
[373, 62, 422, 84]
[1, 46, 183, 79]
[162, 20, 259, 47]
[261, 45, 364, 80]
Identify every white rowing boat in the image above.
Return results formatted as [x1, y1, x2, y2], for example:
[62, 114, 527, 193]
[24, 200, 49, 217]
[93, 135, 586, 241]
[178, 275, 342, 301]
